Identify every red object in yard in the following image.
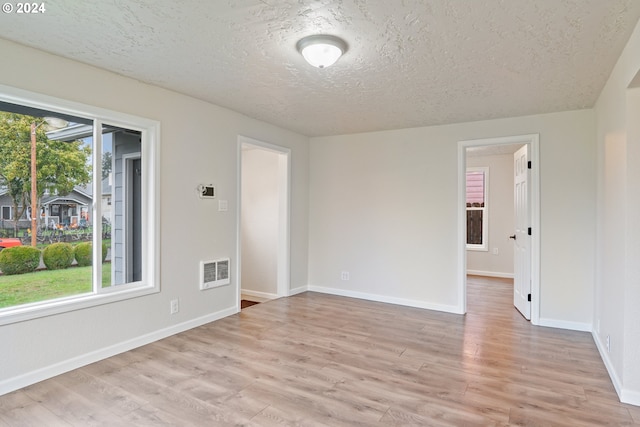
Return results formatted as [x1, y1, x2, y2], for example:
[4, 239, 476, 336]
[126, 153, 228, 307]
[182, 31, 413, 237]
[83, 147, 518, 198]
[0, 238, 22, 250]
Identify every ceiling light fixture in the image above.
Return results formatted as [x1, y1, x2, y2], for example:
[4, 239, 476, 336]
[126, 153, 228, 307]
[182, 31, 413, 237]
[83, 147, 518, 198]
[296, 34, 347, 68]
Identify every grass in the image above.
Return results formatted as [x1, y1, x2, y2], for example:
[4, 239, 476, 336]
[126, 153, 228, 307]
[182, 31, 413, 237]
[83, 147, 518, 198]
[0, 265, 111, 308]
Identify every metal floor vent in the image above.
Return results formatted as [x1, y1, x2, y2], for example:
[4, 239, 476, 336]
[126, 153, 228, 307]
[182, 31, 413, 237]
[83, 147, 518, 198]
[200, 258, 230, 290]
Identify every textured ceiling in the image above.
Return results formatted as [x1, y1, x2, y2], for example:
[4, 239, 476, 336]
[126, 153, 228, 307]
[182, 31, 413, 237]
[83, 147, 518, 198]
[1, 1, 639, 137]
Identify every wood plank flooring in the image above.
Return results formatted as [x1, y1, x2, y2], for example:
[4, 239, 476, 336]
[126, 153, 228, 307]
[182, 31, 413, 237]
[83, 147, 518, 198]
[2, 276, 639, 426]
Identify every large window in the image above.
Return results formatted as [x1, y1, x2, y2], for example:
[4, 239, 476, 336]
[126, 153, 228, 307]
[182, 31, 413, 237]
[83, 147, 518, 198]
[0, 86, 159, 325]
[466, 167, 488, 251]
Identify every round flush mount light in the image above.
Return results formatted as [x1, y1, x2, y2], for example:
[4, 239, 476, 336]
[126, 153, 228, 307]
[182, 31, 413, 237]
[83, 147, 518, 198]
[296, 34, 348, 68]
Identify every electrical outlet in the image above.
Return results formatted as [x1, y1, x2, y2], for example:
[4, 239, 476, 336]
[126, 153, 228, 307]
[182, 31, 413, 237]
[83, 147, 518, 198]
[606, 335, 611, 352]
[170, 299, 179, 315]
[341, 271, 350, 281]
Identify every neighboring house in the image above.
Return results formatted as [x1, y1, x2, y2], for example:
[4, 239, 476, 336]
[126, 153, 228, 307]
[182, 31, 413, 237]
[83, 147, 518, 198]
[0, 186, 92, 231]
[0, 188, 14, 231]
[0, 178, 112, 231]
[42, 187, 92, 228]
[77, 174, 113, 225]
[102, 175, 113, 225]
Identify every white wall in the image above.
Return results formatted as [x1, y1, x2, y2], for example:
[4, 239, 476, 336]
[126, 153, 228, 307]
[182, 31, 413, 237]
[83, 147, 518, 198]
[309, 109, 596, 327]
[466, 153, 515, 277]
[594, 17, 640, 405]
[0, 38, 309, 392]
[241, 147, 279, 296]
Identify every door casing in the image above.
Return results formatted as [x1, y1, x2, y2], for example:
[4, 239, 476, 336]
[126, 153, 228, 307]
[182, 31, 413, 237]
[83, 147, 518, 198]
[236, 135, 291, 311]
[457, 134, 540, 324]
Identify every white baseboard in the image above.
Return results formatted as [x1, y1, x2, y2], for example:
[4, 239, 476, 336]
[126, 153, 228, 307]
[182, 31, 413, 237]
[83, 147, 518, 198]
[593, 331, 624, 401]
[621, 389, 640, 407]
[307, 285, 463, 314]
[288, 285, 308, 296]
[593, 331, 640, 407]
[466, 270, 514, 279]
[537, 317, 592, 332]
[241, 289, 278, 302]
[0, 306, 237, 397]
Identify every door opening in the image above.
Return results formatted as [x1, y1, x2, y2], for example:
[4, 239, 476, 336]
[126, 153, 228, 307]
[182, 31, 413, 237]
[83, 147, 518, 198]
[458, 134, 540, 324]
[237, 136, 291, 310]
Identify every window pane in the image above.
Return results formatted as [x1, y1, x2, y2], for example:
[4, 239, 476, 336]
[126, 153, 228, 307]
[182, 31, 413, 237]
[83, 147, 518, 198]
[466, 171, 485, 207]
[467, 210, 483, 245]
[466, 169, 487, 248]
[0, 107, 93, 308]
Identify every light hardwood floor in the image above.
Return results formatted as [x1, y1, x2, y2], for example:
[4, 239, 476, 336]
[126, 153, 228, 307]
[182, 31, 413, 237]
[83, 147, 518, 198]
[1, 276, 639, 426]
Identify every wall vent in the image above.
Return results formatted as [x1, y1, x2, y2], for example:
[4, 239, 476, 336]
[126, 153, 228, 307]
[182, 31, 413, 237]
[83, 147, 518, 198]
[200, 258, 230, 290]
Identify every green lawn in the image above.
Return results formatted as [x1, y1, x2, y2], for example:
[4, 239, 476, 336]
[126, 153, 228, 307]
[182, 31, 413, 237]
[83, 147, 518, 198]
[0, 265, 111, 308]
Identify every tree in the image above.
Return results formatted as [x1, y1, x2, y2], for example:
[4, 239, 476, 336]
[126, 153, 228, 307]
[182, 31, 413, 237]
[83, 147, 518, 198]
[102, 151, 112, 180]
[0, 111, 92, 238]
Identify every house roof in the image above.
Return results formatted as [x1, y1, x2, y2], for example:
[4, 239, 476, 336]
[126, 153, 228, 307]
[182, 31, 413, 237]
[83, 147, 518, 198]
[0, 186, 101, 205]
[0, 1, 639, 137]
[41, 194, 90, 206]
[78, 177, 112, 198]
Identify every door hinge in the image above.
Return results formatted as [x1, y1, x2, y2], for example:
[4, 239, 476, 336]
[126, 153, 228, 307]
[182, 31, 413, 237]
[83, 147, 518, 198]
[528, 294, 531, 302]
[528, 227, 532, 235]
[527, 161, 532, 169]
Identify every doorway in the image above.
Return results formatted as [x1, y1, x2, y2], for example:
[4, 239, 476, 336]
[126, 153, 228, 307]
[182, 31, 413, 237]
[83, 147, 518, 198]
[458, 134, 540, 324]
[237, 136, 291, 309]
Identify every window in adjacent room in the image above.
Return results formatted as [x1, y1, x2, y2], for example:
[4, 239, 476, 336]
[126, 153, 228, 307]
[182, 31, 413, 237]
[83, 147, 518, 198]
[466, 167, 488, 251]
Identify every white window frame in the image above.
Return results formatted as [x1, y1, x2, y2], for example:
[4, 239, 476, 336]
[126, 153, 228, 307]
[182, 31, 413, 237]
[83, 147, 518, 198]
[0, 84, 161, 326]
[466, 167, 489, 251]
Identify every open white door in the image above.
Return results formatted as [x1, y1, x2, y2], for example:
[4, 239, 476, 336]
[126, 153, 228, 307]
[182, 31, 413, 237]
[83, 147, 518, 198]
[513, 145, 531, 319]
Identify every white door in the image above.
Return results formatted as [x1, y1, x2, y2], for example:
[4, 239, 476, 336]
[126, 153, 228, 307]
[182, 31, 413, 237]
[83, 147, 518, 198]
[513, 145, 531, 319]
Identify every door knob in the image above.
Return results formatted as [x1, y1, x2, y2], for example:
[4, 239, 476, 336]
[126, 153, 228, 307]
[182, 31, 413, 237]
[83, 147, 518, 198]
[509, 234, 516, 240]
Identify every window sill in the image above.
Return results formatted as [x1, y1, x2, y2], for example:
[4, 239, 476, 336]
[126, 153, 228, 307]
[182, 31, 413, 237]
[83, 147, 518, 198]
[0, 283, 159, 326]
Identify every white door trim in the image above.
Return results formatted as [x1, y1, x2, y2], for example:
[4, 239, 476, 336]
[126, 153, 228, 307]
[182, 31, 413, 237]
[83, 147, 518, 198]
[236, 135, 291, 311]
[457, 134, 540, 325]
